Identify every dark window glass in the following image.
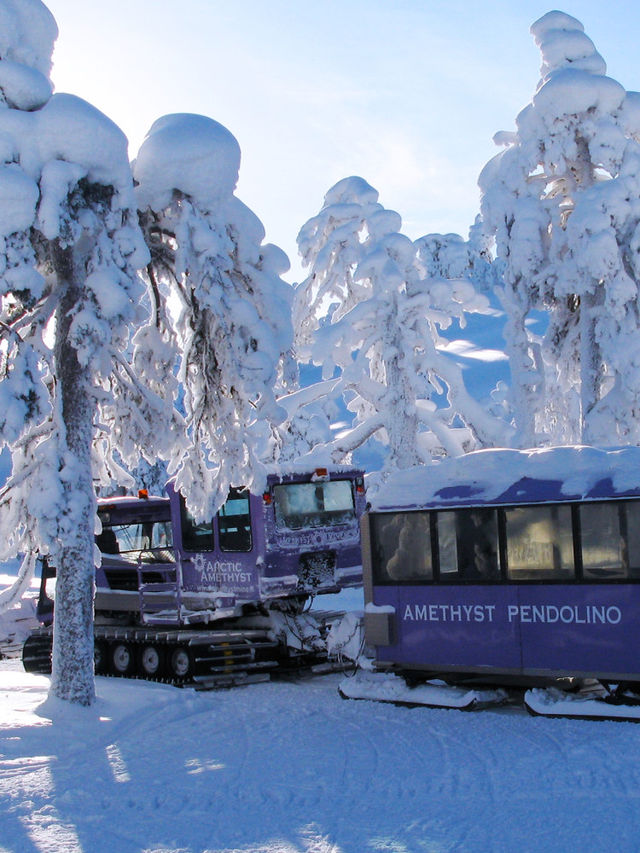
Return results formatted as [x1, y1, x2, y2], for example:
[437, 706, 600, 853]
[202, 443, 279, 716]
[437, 509, 500, 581]
[370, 511, 432, 584]
[180, 499, 214, 552]
[218, 490, 252, 552]
[505, 504, 574, 580]
[626, 501, 640, 576]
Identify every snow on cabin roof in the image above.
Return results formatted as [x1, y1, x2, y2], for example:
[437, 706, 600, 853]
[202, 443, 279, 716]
[265, 465, 363, 483]
[370, 446, 640, 512]
[97, 495, 169, 512]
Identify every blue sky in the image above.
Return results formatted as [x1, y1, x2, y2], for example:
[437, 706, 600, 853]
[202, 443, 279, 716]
[45, 1, 640, 281]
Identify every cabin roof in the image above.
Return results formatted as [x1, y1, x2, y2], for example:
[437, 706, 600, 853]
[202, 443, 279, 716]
[370, 446, 640, 512]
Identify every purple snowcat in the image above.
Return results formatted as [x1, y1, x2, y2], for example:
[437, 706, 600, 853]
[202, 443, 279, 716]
[27, 467, 365, 684]
[91, 467, 365, 623]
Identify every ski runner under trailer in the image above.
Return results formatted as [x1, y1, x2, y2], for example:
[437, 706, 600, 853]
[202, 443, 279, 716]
[341, 447, 640, 721]
[23, 467, 366, 687]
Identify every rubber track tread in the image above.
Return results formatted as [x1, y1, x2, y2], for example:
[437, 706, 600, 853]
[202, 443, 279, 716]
[21, 626, 332, 688]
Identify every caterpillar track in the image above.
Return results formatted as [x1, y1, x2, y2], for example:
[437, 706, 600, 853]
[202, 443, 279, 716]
[22, 613, 355, 690]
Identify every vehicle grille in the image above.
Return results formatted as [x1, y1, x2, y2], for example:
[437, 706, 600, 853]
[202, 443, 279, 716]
[104, 570, 163, 591]
[298, 551, 336, 590]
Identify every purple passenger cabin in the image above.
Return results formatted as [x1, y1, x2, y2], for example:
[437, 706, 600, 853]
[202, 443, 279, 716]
[363, 447, 640, 685]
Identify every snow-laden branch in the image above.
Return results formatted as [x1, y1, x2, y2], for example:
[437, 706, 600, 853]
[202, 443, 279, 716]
[326, 415, 386, 460]
[0, 552, 36, 613]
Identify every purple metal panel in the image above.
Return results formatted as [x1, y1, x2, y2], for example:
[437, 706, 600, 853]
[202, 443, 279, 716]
[181, 551, 261, 601]
[165, 482, 262, 603]
[517, 585, 640, 677]
[372, 582, 640, 680]
[262, 471, 365, 591]
[373, 585, 522, 671]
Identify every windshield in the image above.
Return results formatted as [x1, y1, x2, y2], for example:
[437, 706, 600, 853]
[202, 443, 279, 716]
[273, 480, 355, 530]
[97, 520, 173, 555]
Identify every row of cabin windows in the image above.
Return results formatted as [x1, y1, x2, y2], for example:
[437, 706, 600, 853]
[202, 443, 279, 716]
[180, 491, 253, 553]
[370, 500, 640, 585]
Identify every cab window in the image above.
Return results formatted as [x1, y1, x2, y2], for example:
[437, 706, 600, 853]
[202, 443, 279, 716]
[180, 499, 214, 552]
[218, 490, 252, 552]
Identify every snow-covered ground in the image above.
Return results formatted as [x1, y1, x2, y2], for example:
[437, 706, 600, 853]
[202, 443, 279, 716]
[2, 579, 640, 853]
[3, 657, 640, 853]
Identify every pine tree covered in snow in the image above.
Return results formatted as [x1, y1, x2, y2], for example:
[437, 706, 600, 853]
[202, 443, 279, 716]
[0, 2, 177, 705]
[297, 179, 505, 470]
[479, 11, 640, 445]
[294, 177, 401, 360]
[134, 114, 295, 519]
[415, 232, 472, 281]
[272, 379, 339, 465]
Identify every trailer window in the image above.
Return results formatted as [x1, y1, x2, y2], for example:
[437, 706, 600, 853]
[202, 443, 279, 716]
[370, 512, 432, 584]
[580, 501, 640, 580]
[437, 509, 500, 581]
[505, 504, 574, 580]
[218, 491, 252, 552]
[273, 480, 355, 530]
[626, 501, 640, 575]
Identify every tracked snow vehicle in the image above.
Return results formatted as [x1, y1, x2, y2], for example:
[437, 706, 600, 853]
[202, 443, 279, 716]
[24, 467, 366, 686]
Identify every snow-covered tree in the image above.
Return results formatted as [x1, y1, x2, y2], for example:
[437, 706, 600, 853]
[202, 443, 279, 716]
[0, 2, 176, 706]
[272, 379, 339, 465]
[415, 229, 496, 301]
[479, 10, 640, 445]
[298, 181, 505, 470]
[415, 232, 472, 281]
[293, 176, 401, 359]
[134, 114, 295, 518]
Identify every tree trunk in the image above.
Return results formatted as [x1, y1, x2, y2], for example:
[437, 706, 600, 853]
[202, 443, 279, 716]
[580, 288, 602, 442]
[500, 286, 542, 448]
[383, 295, 421, 471]
[50, 242, 96, 706]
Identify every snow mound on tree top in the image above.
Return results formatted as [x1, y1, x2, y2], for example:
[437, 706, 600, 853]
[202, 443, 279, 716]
[531, 10, 585, 38]
[30, 94, 133, 190]
[0, 0, 56, 112]
[0, 0, 57, 79]
[133, 113, 241, 211]
[532, 11, 606, 79]
[0, 94, 133, 195]
[0, 59, 52, 110]
[323, 176, 379, 207]
[0, 93, 135, 235]
[531, 68, 625, 121]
